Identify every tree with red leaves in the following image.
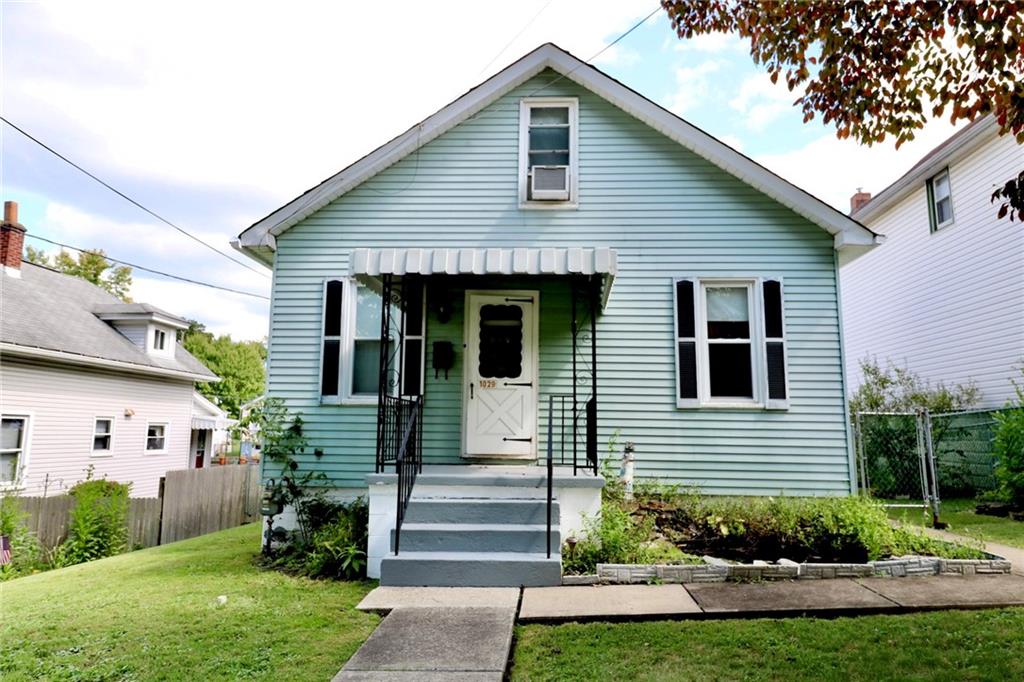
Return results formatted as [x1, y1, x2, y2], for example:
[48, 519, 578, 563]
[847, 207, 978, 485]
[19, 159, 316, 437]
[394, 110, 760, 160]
[661, 0, 1024, 220]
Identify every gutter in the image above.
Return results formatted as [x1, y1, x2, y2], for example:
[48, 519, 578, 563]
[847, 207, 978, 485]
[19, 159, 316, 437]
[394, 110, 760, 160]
[0, 343, 219, 383]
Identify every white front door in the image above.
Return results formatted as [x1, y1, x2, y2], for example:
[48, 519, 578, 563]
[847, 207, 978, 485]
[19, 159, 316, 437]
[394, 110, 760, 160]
[464, 291, 538, 458]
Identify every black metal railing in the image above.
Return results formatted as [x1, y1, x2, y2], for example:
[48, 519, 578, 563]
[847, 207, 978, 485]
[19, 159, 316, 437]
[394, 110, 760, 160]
[545, 395, 555, 558]
[548, 394, 598, 475]
[382, 395, 422, 555]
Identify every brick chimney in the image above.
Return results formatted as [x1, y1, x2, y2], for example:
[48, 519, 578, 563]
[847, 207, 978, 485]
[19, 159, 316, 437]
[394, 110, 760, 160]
[1, 201, 26, 277]
[850, 188, 872, 214]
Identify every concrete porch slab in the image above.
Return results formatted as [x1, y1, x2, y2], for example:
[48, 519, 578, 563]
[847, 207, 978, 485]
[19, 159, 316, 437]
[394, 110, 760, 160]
[339, 607, 514, 677]
[357, 586, 520, 612]
[519, 585, 701, 621]
[686, 578, 896, 613]
[856, 574, 1024, 608]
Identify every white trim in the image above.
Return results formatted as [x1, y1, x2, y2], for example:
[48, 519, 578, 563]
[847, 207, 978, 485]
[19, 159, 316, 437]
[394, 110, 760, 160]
[927, 167, 955, 232]
[318, 277, 346, 402]
[91, 416, 115, 456]
[518, 97, 579, 208]
[236, 43, 878, 256]
[0, 343, 216, 382]
[0, 412, 32, 490]
[401, 283, 427, 397]
[145, 421, 169, 454]
[673, 276, 789, 410]
[461, 289, 540, 459]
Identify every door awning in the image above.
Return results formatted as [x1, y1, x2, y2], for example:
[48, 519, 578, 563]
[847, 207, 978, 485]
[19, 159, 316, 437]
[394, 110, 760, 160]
[350, 247, 617, 307]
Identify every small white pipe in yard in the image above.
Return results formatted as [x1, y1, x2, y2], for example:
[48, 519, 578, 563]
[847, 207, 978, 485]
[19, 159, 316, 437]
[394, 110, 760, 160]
[621, 442, 635, 500]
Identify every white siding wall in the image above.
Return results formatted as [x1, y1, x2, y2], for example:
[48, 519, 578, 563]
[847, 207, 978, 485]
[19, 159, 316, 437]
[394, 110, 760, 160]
[1, 357, 194, 497]
[841, 132, 1024, 407]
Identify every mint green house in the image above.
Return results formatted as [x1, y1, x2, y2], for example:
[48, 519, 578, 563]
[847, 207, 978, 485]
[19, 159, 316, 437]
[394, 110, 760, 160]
[235, 44, 879, 586]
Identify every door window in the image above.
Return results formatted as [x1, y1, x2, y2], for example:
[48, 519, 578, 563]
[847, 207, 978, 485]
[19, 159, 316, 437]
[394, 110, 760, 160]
[478, 304, 523, 379]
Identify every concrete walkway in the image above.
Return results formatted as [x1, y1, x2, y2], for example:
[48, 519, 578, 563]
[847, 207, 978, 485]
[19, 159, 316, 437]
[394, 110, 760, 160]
[339, 574, 1024, 678]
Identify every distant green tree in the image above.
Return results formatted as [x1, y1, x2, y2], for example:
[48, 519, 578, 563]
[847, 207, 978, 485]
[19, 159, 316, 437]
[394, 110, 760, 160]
[26, 247, 133, 302]
[182, 321, 266, 419]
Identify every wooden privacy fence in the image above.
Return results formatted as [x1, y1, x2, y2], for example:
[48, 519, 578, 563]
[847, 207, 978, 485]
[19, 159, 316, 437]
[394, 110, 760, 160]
[9, 465, 261, 551]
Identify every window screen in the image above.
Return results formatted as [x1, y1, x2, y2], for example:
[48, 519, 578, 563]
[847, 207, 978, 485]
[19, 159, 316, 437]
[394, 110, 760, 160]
[705, 286, 753, 399]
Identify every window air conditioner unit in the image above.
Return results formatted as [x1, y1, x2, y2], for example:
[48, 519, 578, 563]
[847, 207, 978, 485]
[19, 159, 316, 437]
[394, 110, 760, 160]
[530, 165, 570, 201]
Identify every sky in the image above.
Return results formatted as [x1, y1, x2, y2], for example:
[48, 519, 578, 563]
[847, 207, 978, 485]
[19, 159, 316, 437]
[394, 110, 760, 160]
[1, 1, 963, 341]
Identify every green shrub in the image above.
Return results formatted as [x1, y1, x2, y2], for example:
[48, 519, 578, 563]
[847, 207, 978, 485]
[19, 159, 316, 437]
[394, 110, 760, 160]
[268, 496, 369, 580]
[994, 375, 1024, 507]
[0, 496, 44, 580]
[562, 500, 700, 574]
[52, 477, 130, 567]
[649, 494, 985, 562]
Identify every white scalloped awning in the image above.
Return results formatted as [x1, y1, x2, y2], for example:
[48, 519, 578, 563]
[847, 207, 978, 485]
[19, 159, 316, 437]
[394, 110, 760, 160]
[350, 247, 617, 307]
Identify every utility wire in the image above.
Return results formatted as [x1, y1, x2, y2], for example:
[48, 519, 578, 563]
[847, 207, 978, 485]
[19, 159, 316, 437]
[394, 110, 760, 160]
[25, 233, 270, 300]
[0, 115, 269, 278]
[476, 0, 557, 77]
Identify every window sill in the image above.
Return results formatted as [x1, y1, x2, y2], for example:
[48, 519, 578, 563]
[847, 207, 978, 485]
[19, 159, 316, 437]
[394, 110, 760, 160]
[519, 200, 578, 211]
[677, 400, 788, 411]
[144, 450, 167, 455]
[931, 220, 955, 233]
[90, 452, 114, 458]
[320, 396, 378, 406]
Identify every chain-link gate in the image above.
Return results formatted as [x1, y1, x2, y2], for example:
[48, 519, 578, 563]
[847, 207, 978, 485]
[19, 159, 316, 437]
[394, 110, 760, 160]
[854, 410, 941, 526]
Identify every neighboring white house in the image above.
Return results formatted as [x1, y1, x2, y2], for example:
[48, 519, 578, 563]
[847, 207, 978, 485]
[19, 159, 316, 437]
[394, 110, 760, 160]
[189, 392, 235, 468]
[0, 201, 220, 497]
[841, 116, 1024, 407]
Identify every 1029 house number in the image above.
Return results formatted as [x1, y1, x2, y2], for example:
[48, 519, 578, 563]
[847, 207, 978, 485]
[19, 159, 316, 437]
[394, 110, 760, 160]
[479, 379, 497, 389]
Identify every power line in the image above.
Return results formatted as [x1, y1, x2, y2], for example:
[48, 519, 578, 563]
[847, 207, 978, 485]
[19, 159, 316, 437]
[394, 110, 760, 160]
[0, 115, 270, 278]
[477, 0, 557, 77]
[25, 233, 270, 300]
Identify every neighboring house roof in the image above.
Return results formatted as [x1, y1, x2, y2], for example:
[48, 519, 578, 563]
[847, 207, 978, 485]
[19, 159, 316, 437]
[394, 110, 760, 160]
[93, 302, 190, 329]
[1, 262, 217, 381]
[852, 115, 999, 224]
[191, 391, 235, 430]
[234, 43, 879, 264]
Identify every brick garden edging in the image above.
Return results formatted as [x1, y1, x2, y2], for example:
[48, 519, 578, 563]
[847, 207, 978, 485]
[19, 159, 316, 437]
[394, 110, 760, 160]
[578, 556, 1012, 585]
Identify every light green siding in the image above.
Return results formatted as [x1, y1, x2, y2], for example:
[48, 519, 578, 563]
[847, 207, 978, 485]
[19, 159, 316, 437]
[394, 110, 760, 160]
[268, 70, 853, 495]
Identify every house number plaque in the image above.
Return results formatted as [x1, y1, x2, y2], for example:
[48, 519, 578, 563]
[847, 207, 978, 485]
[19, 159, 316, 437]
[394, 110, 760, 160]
[479, 379, 497, 389]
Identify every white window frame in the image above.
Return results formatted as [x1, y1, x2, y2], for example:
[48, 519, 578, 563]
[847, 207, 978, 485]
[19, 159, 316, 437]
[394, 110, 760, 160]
[518, 97, 579, 209]
[153, 328, 167, 351]
[319, 278, 345, 402]
[672, 276, 789, 410]
[145, 422, 168, 453]
[0, 413, 31, 489]
[92, 416, 115, 456]
[927, 167, 954, 232]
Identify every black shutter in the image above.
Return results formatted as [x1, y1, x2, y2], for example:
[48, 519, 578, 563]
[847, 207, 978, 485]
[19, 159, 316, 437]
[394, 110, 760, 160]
[762, 279, 787, 402]
[321, 280, 343, 396]
[676, 279, 698, 400]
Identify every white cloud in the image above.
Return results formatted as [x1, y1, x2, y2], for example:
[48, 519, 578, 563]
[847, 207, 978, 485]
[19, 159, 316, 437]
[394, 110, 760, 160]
[667, 61, 721, 115]
[729, 74, 802, 131]
[131, 276, 268, 341]
[717, 134, 745, 152]
[6, 0, 655, 202]
[754, 118, 963, 211]
[672, 32, 746, 54]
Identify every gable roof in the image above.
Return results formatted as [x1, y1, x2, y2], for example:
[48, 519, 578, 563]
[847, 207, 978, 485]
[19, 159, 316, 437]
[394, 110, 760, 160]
[1, 262, 217, 381]
[234, 43, 879, 264]
[852, 115, 998, 224]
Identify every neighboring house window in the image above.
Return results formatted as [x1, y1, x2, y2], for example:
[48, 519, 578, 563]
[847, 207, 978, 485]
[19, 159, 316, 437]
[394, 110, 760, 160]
[518, 97, 579, 205]
[146, 423, 167, 451]
[1, 416, 27, 484]
[320, 278, 425, 401]
[93, 418, 113, 453]
[153, 328, 166, 350]
[926, 168, 953, 231]
[673, 278, 789, 409]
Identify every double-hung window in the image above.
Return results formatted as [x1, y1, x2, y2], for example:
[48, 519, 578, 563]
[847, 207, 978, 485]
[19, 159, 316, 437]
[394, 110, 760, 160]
[146, 423, 167, 452]
[926, 168, 953, 232]
[153, 329, 166, 350]
[320, 278, 426, 402]
[518, 97, 578, 205]
[93, 417, 113, 454]
[1, 416, 28, 485]
[674, 278, 789, 409]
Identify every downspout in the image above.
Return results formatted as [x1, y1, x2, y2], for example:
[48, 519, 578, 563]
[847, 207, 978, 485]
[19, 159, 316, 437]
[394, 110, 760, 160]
[833, 249, 859, 495]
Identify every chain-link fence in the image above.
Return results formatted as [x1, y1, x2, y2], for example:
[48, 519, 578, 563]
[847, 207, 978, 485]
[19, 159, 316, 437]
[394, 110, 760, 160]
[854, 408, 1011, 523]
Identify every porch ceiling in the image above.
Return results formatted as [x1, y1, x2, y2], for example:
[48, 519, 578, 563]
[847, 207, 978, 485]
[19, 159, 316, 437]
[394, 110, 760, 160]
[351, 247, 617, 307]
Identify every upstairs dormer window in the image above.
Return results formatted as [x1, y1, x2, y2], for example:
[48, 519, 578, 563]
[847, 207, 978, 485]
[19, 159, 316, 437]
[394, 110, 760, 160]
[927, 168, 953, 232]
[519, 97, 578, 207]
[153, 328, 167, 350]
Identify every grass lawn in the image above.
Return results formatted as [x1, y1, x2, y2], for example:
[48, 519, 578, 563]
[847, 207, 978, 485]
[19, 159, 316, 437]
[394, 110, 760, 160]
[0, 523, 378, 681]
[512, 608, 1024, 681]
[889, 498, 1024, 549]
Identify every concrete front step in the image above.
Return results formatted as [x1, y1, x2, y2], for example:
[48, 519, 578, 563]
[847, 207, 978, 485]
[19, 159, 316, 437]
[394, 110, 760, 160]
[380, 551, 562, 587]
[404, 498, 559, 525]
[392, 523, 561, 553]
